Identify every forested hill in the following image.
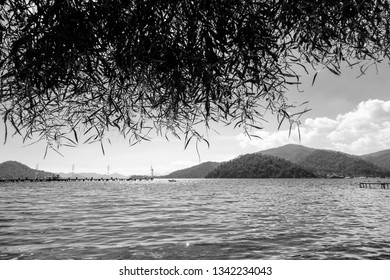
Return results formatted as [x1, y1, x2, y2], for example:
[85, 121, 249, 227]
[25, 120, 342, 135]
[205, 154, 315, 178]
[258, 144, 390, 177]
[164, 162, 220, 178]
[0, 161, 57, 179]
[259, 144, 316, 164]
[360, 149, 390, 172]
[297, 150, 390, 177]
[163, 144, 390, 179]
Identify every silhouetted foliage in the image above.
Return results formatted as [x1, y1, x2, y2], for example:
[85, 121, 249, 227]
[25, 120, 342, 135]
[1, 1, 389, 151]
[205, 153, 315, 178]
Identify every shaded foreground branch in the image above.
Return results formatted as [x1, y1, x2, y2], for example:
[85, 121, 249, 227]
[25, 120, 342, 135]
[1, 0, 389, 150]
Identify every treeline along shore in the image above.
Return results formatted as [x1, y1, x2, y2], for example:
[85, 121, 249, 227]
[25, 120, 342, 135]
[0, 177, 153, 183]
[2, 144, 390, 182]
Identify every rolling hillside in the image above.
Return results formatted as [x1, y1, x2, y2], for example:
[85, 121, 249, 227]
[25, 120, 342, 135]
[360, 149, 390, 172]
[0, 161, 57, 179]
[5, 144, 389, 181]
[163, 144, 390, 179]
[164, 161, 220, 178]
[297, 150, 390, 177]
[259, 144, 316, 164]
[205, 153, 315, 178]
[257, 144, 390, 178]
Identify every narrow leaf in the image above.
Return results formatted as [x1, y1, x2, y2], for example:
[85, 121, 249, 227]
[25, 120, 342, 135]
[184, 134, 193, 150]
[100, 141, 105, 155]
[73, 129, 78, 143]
[312, 71, 318, 86]
[3, 121, 7, 144]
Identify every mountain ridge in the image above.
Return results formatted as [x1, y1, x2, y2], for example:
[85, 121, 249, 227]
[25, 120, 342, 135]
[0, 161, 130, 180]
[0, 161, 58, 179]
[163, 161, 220, 178]
[298, 150, 390, 177]
[206, 153, 316, 178]
[258, 144, 390, 177]
[164, 144, 390, 178]
[2, 144, 390, 180]
[360, 149, 390, 172]
[258, 144, 317, 164]
[261, 144, 390, 169]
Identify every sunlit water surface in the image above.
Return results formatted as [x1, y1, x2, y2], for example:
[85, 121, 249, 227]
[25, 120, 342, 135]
[1, 179, 390, 259]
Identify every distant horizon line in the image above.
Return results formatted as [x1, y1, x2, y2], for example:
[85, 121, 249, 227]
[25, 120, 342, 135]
[2, 143, 390, 176]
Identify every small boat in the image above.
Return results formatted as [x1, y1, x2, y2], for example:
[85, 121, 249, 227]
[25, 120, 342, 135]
[168, 179, 177, 182]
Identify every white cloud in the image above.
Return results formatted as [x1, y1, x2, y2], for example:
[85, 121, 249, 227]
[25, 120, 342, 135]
[237, 99, 390, 155]
[237, 130, 300, 150]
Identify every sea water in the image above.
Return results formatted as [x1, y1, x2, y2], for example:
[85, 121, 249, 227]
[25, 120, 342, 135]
[1, 178, 390, 259]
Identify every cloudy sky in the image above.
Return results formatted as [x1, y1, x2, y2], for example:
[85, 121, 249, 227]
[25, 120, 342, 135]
[1, 60, 390, 175]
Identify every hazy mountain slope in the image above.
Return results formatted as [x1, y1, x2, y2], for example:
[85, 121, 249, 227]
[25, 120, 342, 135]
[360, 149, 390, 171]
[259, 144, 316, 164]
[166, 144, 390, 179]
[205, 154, 315, 178]
[298, 150, 390, 177]
[58, 172, 128, 179]
[164, 162, 220, 178]
[0, 161, 57, 179]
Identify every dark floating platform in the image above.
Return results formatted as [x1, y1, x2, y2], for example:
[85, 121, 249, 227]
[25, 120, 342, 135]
[0, 177, 153, 183]
[359, 182, 390, 189]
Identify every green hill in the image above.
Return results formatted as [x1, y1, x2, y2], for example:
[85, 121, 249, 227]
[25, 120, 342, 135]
[164, 161, 220, 178]
[0, 161, 57, 179]
[297, 150, 390, 177]
[205, 153, 315, 178]
[360, 149, 390, 172]
[164, 144, 390, 179]
[257, 144, 390, 178]
[259, 144, 316, 164]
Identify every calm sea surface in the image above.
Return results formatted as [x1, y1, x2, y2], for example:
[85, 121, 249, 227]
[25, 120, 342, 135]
[1, 178, 390, 260]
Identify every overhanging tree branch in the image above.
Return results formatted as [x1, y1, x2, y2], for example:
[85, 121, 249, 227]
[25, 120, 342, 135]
[1, 0, 389, 148]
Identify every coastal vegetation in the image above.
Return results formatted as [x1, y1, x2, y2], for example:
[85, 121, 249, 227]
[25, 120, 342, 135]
[361, 150, 390, 172]
[164, 145, 390, 178]
[0, 161, 56, 179]
[205, 153, 315, 178]
[166, 145, 390, 178]
[297, 150, 390, 178]
[1, 1, 390, 151]
[259, 144, 317, 164]
[260, 144, 390, 178]
[0, 160, 143, 180]
[164, 161, 220, 178]
[2, 145, 390, 179]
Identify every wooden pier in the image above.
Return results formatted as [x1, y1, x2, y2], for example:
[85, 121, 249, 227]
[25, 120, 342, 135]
[359, 182, 390, 189]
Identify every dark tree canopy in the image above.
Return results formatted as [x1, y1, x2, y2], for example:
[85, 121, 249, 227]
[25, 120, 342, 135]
[205, 153, 316, 178]
[1, 0, 389, 152]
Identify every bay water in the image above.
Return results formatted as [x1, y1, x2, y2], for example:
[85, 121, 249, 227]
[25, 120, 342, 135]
[1, 178, 389, 259]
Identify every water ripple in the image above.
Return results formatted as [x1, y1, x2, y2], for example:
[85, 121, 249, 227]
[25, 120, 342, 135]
[1, 179, 390, 259]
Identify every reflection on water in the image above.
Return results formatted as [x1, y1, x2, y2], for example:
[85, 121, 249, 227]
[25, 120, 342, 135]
[1, 179, 390, 259]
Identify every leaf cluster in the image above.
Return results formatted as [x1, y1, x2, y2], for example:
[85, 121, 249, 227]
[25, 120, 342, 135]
[1, 0, 389, 149]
